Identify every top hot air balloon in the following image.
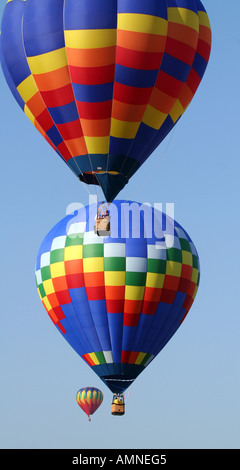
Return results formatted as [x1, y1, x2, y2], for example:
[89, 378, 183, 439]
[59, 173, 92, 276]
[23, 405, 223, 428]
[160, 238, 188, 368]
[0, 0, 211, 201]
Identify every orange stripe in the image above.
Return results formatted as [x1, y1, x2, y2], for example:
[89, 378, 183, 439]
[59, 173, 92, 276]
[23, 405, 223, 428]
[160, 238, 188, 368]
[52, 276, 68, 292]
[117, 29, 166, 53]
[81, 118, 111, 137]
[143, 286, 162, 302]
[65, 259, 83, 275]
[148, 87, 176, 114]
[63, 136, 88, 157]
[112, 100, 146, 122]
[167, 23, 199, 48]
[84, 272, 105, 287]
[66, 46, 116, 67]
[33, 66, 71, 91]
[105, 285, 125, 299]
[128, 351, 139, 364]
[199, 25, 211, 45]
[47, 293, 60, 309]
[124, 299, 142, 314]
[27, 92, 46, 117]
[178, 83, 194, 109]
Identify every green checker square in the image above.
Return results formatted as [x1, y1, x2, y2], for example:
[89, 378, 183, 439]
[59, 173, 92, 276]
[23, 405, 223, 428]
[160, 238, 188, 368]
[65, 235, 83, 247]
[147, 258, 166, 274]
[167, 247, 182, 263]
[141, 353, 152, 366]
[104, 257, 126, 271]
[95, 351, 106, 364]
[83, 243, 103, 258]
[38, 283, 46, 299]
[41, 265, 51, 282]
[50, 248, 65, 264]
[192, 254, 199, 269]
[179, 238, 192, 252]
[126, 271, 146, 286]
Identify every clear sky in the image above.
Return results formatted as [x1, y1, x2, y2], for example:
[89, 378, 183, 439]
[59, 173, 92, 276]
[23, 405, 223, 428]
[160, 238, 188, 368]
[1, 1, 240, 450]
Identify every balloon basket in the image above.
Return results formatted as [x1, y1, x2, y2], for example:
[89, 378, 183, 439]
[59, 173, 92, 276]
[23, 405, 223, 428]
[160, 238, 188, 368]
[111, 394, 125, 416]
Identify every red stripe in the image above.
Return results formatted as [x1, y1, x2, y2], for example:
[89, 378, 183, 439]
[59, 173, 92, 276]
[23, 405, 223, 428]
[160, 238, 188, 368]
[197, 38, 211, 62]
[114, 82, 152, 105]
[155, 70, 183, 98]
[41, 84, 75, 107]
[57, 119, 83, 140]
[141, 300, 158, 315]
[185, 68, 201, 94]
[116, 46, 163, 70]
[106, 299, 124, 313]
[57, 141, 73, 161]
[160, 289, 176, 304]
[123, 313, 139, 327]
[121, 350, 131, 363]
[76, 100, 112, 119]
[55, 290, 72, 305]
[86, 286, 106, 300]
[69, 64, 115, 85]
[36, 109, 54, 131]
[165, 37, 196, 66]
[178, 278, 190, 294]
[82, 354, 95, 367]
[66, 273, 84, 289]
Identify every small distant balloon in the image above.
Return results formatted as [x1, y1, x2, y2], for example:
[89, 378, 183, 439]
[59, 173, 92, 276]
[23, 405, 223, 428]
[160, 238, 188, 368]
[76, 387, 103, 421]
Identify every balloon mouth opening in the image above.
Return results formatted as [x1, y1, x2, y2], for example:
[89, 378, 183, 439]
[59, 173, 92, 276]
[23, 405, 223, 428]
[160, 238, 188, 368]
[79, 172, 128, 202]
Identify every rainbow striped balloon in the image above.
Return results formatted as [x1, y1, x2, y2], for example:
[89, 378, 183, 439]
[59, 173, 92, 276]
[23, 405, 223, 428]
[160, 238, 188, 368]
[76, 387, 103, 420]
[0, 0, 211, 201]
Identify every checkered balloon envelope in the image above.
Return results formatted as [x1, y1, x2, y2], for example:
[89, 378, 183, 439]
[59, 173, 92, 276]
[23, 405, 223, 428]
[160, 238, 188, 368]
[35, 200, 200, 395]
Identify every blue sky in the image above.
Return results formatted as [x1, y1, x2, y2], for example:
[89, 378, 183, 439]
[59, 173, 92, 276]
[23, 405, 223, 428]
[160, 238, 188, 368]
[1, 1, 240, 450]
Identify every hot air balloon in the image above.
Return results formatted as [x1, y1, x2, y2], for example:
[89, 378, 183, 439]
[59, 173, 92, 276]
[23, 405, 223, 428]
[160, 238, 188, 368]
[1, 0, 211, 202]
[35, 200, 200, 411]
[76, 387, 103, 421]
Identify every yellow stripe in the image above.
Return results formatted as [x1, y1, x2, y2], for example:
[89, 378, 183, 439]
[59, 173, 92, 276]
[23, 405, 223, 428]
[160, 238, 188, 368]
[42, 297, 52, 311]
[135, 352, 147, 365]
[24, 104, 35, 125]
[125, 285, 145, 300]
[50, 262, 66, 278]
[169, 99, 184, 124]
[145, 272, 165, 288]
[88, 352, 100, 365]
[166, 260, 182, 277]
[118, 13, 168, 35]
[142, 105, 167, 130]
[104, 271, 125, 286]
[64, 245, 83, 261]
[85, 136, 109, 154]
[110, 118, 140, 139]
[27, 48, 68, 74]
[191, 267, 199, 284]
[83, 257, 104, 273]
[181, 250, 193, 266]
[192, 285, 199, 299]
[167, 7, 199, 32]
[17, 75, 38, 102]
[42, 279, 55, 296]
[198, 11, 211, 29]
[37, 287, 43, 301]
[64, 29, 116, 49]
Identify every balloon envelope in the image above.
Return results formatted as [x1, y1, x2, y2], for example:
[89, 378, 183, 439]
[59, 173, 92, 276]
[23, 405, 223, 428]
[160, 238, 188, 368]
[1, 0, 211, 201]
[76, 387, 103, 419]
[35, 200, 200, 394]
